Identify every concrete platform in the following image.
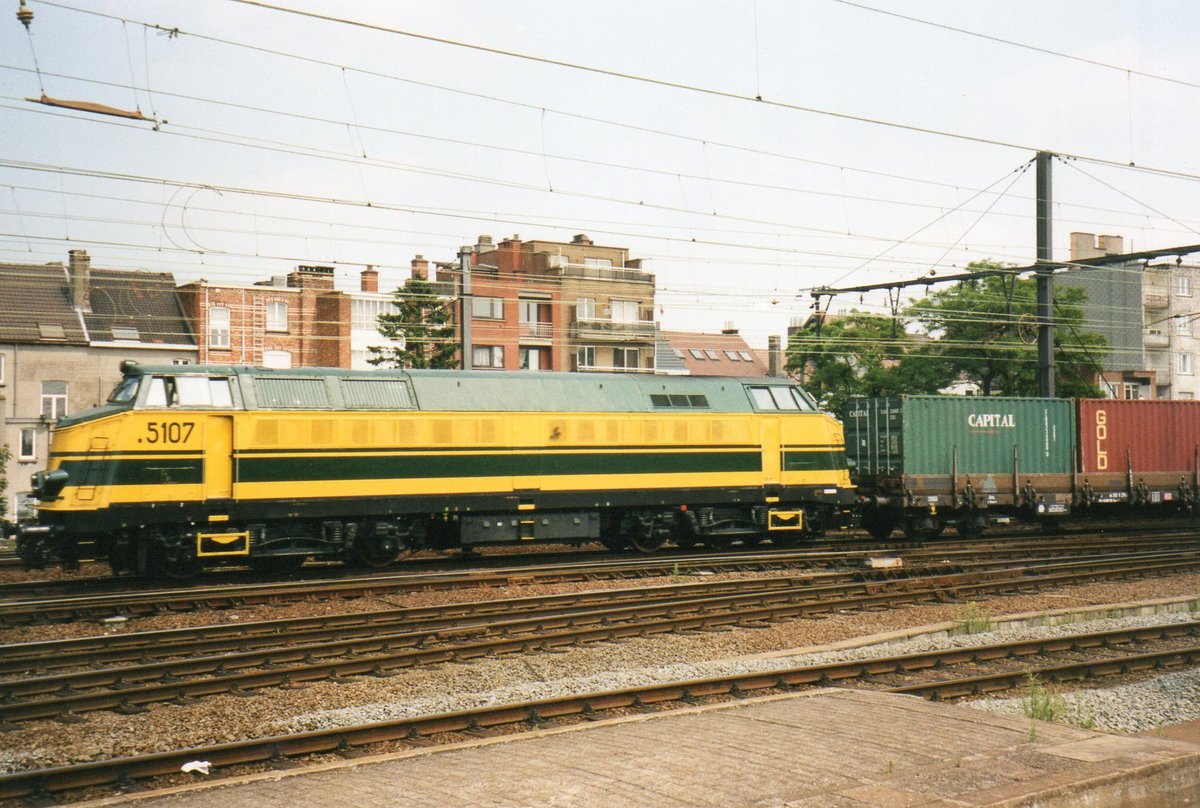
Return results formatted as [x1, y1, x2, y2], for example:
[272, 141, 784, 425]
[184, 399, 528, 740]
[93, 688, 1200, 807]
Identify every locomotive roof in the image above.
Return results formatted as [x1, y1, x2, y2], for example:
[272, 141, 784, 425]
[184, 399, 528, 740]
[121, 362, 809, 413]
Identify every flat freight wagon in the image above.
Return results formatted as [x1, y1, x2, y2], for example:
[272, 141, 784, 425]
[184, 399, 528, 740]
[1075, 399, 1200, 510]
[844, 396, 1075, 538]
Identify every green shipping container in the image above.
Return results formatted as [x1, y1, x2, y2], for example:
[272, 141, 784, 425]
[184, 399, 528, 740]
[844, 396, 1075, 480]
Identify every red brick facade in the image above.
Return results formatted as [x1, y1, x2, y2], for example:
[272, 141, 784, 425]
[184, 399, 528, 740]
[177, 266, 350, 368]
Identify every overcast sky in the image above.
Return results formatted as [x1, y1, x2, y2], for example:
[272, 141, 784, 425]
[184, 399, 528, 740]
[3, 1, 1199, 346]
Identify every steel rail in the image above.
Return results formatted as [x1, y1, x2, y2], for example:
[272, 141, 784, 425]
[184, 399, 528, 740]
[3, 622, 1199, 800]
[1, 550, 1197, 723]
[4, 532, 1198, 626]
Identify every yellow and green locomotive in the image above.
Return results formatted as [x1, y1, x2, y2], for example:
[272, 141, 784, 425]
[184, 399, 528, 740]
[18, 361, 855, 576]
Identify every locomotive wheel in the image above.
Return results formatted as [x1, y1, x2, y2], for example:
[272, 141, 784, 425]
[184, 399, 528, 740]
[249, 554, 306, 575]
[630, 516, 668, 553]
[702, 534, 733, 551]
[354, 534, 402, 567]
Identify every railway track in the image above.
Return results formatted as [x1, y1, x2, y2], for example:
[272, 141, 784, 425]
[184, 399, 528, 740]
[3, 616, 1197, 801]
[3, 531, 1199, 626]
[0, 548, 1196, 725]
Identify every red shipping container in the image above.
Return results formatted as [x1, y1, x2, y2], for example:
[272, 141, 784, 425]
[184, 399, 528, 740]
[1077, 399, 1200, 474]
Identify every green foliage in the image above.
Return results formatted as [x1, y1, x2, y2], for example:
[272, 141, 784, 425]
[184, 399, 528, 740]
[790, 262, 1109, 408]
[785, 310, 945, 413]
[955, 601, 993, 635]
[0, 442, 9, 519]
[1022, 673, 1066, 726]
[905, 263, 1107, 398]
[369, 278, 460, 369]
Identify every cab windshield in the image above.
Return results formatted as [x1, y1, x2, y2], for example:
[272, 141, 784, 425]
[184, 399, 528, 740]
[107, 376, 140, 404]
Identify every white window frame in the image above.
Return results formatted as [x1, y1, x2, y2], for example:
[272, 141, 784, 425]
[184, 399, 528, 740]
[576, 345, 596, 369]
[18, 428, 36, 461]
[1180, 353, 1194, 375]
[519, 347, 543, 371]
[610, 299, 639, 323]
[577, 298, 596, 320]
[266, 301, 289, 333]
[583, 257, 613, 268]
[41, 380, 68, 419]
[1179, 276, 1193, 297]
[471, 297, 504, 320]
[613, 347, 639, 369]
[210, 306, 231, 349]
[0, 352, 5, 384]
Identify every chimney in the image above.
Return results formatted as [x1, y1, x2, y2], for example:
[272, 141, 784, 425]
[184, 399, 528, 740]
[475, 235, 494, 253]
[68, 249, 91, 312]
[360, 265, 379, 293]
[721, 321, 738, 335]
[571, 233, 593, 246]
[1098, 234, 1124, 256]
[288, 265, 335, 290]
[410, 254, 429, 281]
[1070, 232, 1124, 262]
[768, 335, 781, 377]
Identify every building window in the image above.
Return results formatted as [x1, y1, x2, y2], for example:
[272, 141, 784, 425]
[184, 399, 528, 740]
[611, 299, 638, 323]
[210, 306, 231, 349]
[471, 297, 504, 319]
[0, 352, 5, 384]
[519, 347, 543, 371]
[262, 350, 293, 369]
[613, 347, 639, 369]
[1180, 353, 1194, 375]
[1122, 383, 1141, 400]
[1179, 392, 1195, 400]
[576, 345, 596, 370]
[352, 298, 395, 330]
[472, 345, 504, 368]
[576, 298, 596, 320]
[724, 350, 741, 361]
[1179, 276, 1193, 297]
[584, 257, 613, 268]
[171, 358, 192, 365]
[704, 349, 720, 360]
[266, 301, 289, 332]
[19, 428, 35, 461]
[41, 380, 68, 419]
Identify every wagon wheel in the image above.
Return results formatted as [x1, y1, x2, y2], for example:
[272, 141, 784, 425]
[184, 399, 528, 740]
[860, 509, 897, 541]
[954, 513, 986, 539]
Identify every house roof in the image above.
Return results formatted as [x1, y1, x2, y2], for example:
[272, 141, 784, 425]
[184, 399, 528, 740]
[0, 259, 195, 347]
[0, 262, 87, 344]
[659, 330, 771, 377]
[85, 268, 195, 345]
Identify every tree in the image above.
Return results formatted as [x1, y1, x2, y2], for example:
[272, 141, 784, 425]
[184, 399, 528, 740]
[369, 278, 460, 369]
[0, 442, 9, 522]
[786, 310, 947, 412]
[905, 262, 1107, 397]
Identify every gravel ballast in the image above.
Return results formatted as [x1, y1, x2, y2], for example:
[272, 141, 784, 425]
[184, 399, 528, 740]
[2, 572, 1200, 775]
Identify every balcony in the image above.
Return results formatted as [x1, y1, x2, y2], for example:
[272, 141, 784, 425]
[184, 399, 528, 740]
[519, 321, 553, 344]
[1144, 331, 1169, 348]
[569, 318, 656, 342]
[575, 361, 655, 374]
[557, 264, 654, 284]
[1144, 292, 1169, 310]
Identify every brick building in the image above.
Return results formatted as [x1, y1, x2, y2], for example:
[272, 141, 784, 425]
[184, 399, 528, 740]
[435, 234, 656, 372]
[176, 266, 350, 369]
